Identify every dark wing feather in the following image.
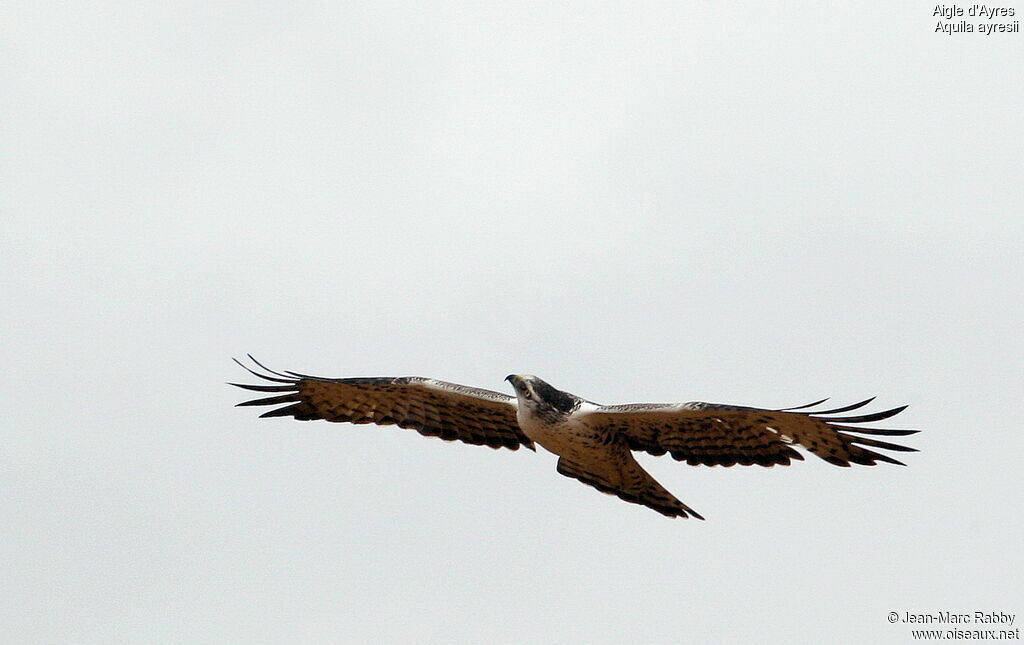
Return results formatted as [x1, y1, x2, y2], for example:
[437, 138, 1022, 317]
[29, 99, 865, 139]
[230, 357, 533, 451]
[585, 399, 917, 467]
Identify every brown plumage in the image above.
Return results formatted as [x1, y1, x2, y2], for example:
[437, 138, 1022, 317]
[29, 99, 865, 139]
[589, 401, 914, 468]
[232, 357, 531, 451]
[231, 357, 918, 520]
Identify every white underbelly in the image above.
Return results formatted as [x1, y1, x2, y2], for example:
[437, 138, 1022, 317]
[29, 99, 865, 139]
[518, 412, 595, 458]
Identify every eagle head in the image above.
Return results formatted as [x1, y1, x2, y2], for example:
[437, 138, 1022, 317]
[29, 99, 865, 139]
[505, 374, 580, 420]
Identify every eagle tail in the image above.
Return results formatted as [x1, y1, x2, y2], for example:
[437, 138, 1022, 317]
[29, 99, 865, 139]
[556, 454, 704, 520]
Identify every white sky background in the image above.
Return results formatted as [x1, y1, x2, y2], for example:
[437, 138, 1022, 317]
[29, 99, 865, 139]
[2, 2, 1022, 643]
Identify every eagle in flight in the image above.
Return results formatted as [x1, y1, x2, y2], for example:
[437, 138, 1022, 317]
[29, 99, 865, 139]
[231, 356, 917, 519]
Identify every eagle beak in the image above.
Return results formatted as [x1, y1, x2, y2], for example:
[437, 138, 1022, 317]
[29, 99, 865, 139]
[505, 374, 518, 385]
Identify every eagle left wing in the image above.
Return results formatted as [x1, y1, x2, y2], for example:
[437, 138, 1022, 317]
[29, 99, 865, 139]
[580, 398, 917, 467]
[230, 356, 533, 450]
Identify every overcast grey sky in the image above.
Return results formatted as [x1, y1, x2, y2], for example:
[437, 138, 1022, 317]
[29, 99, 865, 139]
[3, 2, 1022, 643]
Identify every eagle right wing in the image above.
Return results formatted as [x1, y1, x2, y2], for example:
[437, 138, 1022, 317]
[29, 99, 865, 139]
[230, 356, 533, 451]
[582, 398, 917, 467]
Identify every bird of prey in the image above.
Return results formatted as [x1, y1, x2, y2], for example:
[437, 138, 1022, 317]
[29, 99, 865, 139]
[230, 356, 918, 519]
